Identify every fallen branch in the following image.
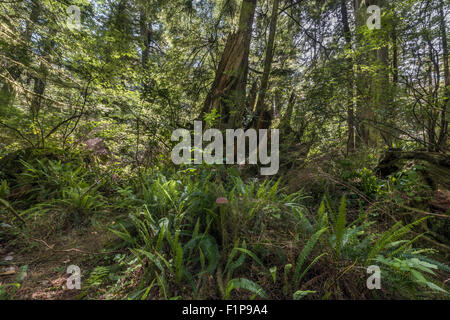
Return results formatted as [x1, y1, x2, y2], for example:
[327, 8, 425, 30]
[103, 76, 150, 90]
[397, 203, 450, 219]
[32, 238, 121, 256]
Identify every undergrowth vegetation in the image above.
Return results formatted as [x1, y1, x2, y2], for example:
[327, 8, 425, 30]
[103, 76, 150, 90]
[1, 0, 449, 303]
[1, 148, 448, 300]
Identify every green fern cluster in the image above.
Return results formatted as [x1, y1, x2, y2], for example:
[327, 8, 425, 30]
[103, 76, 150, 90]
[110, 167, 449, 300]
[289, 194, 449, 299]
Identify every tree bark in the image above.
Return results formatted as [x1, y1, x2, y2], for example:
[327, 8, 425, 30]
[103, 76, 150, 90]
[353, 0, 392, 148]
[280, 90, 295, 134]
[353, 0, 371, 147]
[437, 0, 449, 151]
[201, 0, 257, 129]
[340, 0, 356, 154]
[139, 3, 153, 98]
[0, 0, 41, 108]
[254, 0, 280, 130]
[139, 5, 152, 70]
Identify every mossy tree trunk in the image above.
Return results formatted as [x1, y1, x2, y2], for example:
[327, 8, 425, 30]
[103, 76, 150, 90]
[353, 0, 393, 149]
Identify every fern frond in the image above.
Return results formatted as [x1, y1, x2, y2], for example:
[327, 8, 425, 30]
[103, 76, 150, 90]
[366, 217, 427, 264]
[335, 195, 347, 258]
[294, 227, 327, 286]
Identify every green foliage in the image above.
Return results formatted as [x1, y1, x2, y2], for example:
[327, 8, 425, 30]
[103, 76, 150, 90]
[354, 168, 382, 197]
[86, 266, 113, 288]
[334, 195, 347, 258]
[12, 158, 105, 224]
[224, 278, 268, 300]
[365, 217, 428, 265]
[287, 194, 448, 299]
[62, 186, 104, 212]
[18, 158, 89, 201]
[0, 0, 448, 302]
[0, 180, 10, 199]
[293, 290, 316, 300]
[386, 165, 432, 203]
[293, 227, 327, 287]
[203, 108, 220, 127]
[376, 254, 449, 297]
[0, 265, 28, 300]
[109, 166, 306, 299]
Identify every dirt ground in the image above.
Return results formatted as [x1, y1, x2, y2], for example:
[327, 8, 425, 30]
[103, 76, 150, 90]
[0, 226, 116, 299]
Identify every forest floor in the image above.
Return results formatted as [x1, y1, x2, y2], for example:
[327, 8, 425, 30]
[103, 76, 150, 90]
[1, 150, 449, 300]
[2, 184, 448, 300]
[0, 221, 115, 299]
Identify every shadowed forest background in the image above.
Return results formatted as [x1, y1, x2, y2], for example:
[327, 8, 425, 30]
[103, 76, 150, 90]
[0, 0, 449, 300]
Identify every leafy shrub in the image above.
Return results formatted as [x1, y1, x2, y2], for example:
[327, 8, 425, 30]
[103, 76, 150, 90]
[11, 158, 105, 226]
[386, 164, 432, 203]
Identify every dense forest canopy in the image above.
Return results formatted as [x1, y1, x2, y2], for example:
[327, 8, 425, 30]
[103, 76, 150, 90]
[0, 0, 449, 300]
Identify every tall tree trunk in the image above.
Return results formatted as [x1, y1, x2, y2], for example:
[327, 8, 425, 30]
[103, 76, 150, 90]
[340, 0, 356, 154]
[353, 0, 392, 148]
[139, 6, 152, 70]
[392, 20, 398, 86]
[247, 80, 258, 120]
[353, 0, 371, 147]
[280, 90, 295, 134]
[139, 3, 153, 97]
[437, 0, 449, 151]
[0, 0, 41, 108]
[254, 0, 280, 130]
[31, 25, 57, 148]
[427, 52, 436, 151]
[375, 4, 394, 147]
[201, 0, 257, 129]
[426, 36, 440, 152]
